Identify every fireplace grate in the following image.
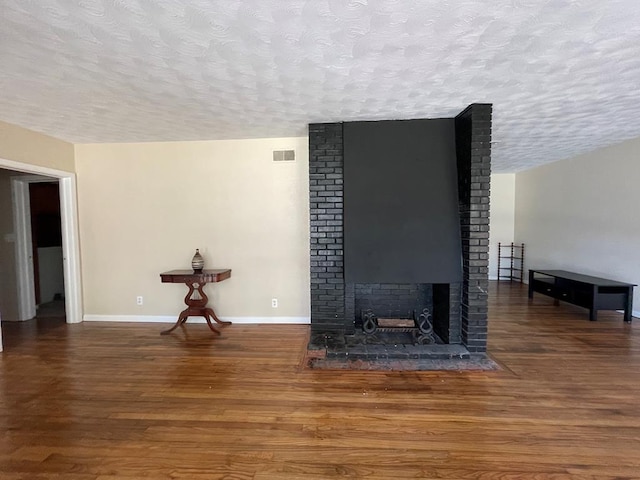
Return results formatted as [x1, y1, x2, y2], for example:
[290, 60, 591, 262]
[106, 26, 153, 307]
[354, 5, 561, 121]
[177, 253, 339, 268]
[361, 308, 436, 344]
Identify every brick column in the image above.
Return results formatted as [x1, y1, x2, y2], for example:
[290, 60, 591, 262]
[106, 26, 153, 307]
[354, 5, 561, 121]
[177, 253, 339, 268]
[455, 104, 492, 352]
[308, 123, 347, 333]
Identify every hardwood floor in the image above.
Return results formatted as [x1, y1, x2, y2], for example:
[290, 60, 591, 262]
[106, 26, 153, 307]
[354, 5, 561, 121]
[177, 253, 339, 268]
[1, 282, 639, 479]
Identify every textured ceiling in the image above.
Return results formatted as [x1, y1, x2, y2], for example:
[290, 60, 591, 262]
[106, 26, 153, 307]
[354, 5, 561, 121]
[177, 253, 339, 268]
[1, 0, 640, 172]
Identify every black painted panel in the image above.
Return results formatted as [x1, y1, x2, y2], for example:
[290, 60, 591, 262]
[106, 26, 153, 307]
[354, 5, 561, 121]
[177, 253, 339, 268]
[344, 119, 462, 283]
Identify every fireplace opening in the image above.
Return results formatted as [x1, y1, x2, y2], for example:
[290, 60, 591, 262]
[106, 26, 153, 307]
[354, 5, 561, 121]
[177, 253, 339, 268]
[347, 282, 459, 346]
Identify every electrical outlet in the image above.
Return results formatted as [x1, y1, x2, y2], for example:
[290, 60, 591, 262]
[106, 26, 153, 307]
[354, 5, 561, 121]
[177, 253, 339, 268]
[136, 296, 143, 306]
[271, 298, 278, 308]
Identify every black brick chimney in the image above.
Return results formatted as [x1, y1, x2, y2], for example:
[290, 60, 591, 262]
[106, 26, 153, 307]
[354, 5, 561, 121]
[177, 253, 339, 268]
[308, 104, 492, 358]
[455, 104, 492, 352]
[309, 123, 347, 333]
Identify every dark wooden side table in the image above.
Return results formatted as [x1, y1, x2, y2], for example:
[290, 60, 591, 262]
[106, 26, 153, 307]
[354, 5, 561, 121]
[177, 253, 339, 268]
[160, 269, 232, 335]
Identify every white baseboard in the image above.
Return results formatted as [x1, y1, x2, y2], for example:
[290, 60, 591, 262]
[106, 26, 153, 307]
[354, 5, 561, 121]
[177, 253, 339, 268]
[83, 314, 310, 324]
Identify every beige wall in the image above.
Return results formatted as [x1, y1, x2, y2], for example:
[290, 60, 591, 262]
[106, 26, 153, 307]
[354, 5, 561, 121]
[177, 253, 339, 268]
[515, 136, 640, 317]
[0, 169, 18, 321]
[0, 120, 74, 172]
[489, 174, 516, 280]
[75, 138, 310, 320]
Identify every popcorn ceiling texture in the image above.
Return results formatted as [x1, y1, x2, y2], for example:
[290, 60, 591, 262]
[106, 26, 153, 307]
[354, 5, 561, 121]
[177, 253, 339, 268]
[1, 0, 640, 172]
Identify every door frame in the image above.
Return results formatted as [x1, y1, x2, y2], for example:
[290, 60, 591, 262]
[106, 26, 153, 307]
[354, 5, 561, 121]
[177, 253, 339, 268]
[1, 158, 82, 325]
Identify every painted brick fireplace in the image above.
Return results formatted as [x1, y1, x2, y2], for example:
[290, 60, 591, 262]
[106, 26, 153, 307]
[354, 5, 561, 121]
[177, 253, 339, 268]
[308, 104, 492, 361]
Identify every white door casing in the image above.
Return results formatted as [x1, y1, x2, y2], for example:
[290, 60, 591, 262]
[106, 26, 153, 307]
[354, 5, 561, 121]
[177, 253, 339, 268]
[11, 176, 37, 320]
[1, 158, 82, 330]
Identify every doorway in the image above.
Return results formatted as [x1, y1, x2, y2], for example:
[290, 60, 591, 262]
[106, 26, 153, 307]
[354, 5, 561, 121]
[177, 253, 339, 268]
[29, 181, 65, 314]
[0, 158, 83, 353]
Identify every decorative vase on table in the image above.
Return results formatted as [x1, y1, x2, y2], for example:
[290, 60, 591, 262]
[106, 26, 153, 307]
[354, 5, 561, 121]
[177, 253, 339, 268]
[191, 249, 204, 273]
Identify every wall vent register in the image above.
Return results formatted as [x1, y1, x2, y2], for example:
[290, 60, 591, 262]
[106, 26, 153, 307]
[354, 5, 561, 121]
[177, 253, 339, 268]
[273, 150, 295, 161]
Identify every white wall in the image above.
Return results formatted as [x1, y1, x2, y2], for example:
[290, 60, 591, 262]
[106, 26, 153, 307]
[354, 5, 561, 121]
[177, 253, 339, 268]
[75, 138, 310, 323]
[489, 174, 516, 280]
[515, 136, 640, 318]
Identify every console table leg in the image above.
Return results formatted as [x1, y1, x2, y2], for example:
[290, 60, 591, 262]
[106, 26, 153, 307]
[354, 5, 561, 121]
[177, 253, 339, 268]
[589, 308, 597, 321]
[202, 307, 231, 335]
[205, 307, 232, 325]
[161, 310, 189, 335]
[203, 314, 221, 335]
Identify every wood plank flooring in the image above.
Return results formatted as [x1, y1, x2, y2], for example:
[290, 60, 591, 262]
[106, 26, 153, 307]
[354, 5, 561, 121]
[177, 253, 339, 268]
[1, 282, 639, 479]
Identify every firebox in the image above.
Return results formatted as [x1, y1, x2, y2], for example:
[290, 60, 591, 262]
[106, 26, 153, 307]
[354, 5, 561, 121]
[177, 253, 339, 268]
[350, 283, 435, 342]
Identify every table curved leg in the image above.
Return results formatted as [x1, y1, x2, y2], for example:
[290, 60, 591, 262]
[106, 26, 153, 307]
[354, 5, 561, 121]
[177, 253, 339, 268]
[161, 309, 189, 335]
[205, 307, 232, 325]
[203, 313, 222, 335]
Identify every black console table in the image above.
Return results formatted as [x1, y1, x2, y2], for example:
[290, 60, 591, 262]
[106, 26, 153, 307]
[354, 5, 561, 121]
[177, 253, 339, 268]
[528, 270, 635, 322]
